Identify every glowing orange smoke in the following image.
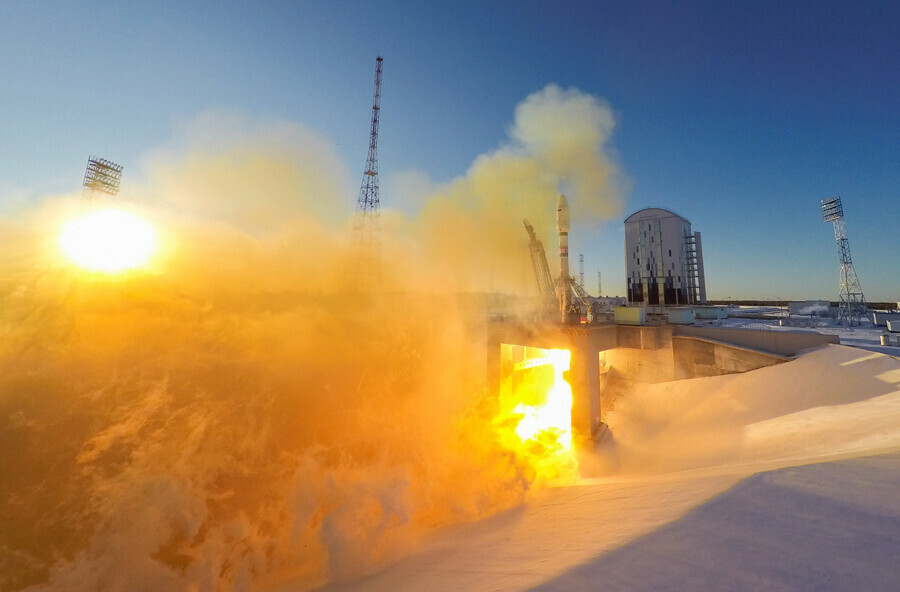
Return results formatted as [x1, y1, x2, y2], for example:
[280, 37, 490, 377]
[58, 209, 158, 273]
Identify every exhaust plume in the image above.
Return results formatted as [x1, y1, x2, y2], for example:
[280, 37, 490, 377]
[390, 84, 624, 293]
[0, 86, 625, 591]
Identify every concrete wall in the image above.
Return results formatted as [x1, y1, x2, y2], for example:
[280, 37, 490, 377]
[606, 346, 676, 384]
[616, 324, 672, 350]
[672, 326, 839, 356]
[672, 336, 787, 379]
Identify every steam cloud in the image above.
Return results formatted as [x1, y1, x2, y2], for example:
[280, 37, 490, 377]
[390, 84, 624, 293]
[0, 86, 623, 591]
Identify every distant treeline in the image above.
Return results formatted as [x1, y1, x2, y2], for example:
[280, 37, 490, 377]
[707, 300, 896, 310]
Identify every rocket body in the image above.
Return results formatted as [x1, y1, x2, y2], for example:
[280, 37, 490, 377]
[557, 194, 570, 320]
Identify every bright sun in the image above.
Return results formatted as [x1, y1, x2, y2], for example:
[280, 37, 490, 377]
[59, 209, 158, 273]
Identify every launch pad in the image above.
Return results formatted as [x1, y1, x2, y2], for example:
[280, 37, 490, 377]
[487, 320, 840, 446]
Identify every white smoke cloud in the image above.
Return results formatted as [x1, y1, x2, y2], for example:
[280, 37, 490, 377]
[387, 84, 625, 293]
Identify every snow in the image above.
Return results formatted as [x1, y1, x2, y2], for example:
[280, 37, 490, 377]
[269, 343, 900, 592]
[713, 306, 900, 356]
[529, 454, 900, 591]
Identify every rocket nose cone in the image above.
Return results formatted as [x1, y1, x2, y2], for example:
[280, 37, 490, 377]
[556, 194, 570, 232]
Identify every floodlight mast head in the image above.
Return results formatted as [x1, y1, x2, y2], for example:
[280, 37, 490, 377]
[822, 196, 847, 240]
[821, 196, 843, 222]
[83, 156, 123, 198]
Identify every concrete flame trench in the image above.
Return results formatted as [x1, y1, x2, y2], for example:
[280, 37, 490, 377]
[487, 322, 839, 444]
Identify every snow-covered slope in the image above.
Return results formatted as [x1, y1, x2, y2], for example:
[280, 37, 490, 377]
[531, 453, 900, 591]
[280, 345, 900, 592]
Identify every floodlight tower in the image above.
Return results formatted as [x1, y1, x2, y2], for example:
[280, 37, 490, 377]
[821, 196, 866, 325]
[83, 156, 123, 199]
[349, 56, 384, 289]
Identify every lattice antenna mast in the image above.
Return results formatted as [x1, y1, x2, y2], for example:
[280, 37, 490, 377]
[578, 253, 585, 287]
[597, 270, 602, 297]
[348, 56, 384, 290]
[356, 56, 382, 216]
[83, 156, 123, 200]
[822, 196, 866, 325]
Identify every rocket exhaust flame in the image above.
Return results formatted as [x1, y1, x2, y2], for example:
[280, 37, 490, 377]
[496, 346, 578, 485]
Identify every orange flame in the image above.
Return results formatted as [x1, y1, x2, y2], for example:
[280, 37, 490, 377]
[496, 346, 577, 484]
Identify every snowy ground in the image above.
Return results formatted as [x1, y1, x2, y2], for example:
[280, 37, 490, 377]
[267, 342, 900, 592]
[706, 305, 900, 356]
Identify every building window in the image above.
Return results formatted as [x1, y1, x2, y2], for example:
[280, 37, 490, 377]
[637, 258, 640, 264]
[668, 249, 672, 256]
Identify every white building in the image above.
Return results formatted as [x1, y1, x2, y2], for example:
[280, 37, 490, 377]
[624, 207, 706, 306]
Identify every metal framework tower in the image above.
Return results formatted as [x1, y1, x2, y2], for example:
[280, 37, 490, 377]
[349, 56, 384, 288]
[682, 232, 701, 305]
[83, 156, 123, 198]
[523, 219, 597, 322]
[578, 253, 585, 287]
[822, 196, 866, 325]
[523, 219, 556, 311]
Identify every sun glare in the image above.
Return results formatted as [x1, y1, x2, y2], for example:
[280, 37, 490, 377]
[59, 209, 158, 273]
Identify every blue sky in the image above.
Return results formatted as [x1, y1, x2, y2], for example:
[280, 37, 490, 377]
[1, 1, 897, 301]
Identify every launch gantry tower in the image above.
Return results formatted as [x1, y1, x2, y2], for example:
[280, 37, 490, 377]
[821, 196, 867, 325]
[349, 56, 384, 288]
[524, 219, 556, 313]
[523, 219, 597, 322]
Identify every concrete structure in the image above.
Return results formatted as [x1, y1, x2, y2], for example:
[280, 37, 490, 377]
[873, 312, 900, 327]
[694, 306, 727, 320]
[487, 321, 839, 445]
[624, 208, 706, 307]
[667, 308, 695, 325]
[614, 306, 647, 325]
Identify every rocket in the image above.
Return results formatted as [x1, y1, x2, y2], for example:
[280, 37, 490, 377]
[557, 194, 570, 320]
